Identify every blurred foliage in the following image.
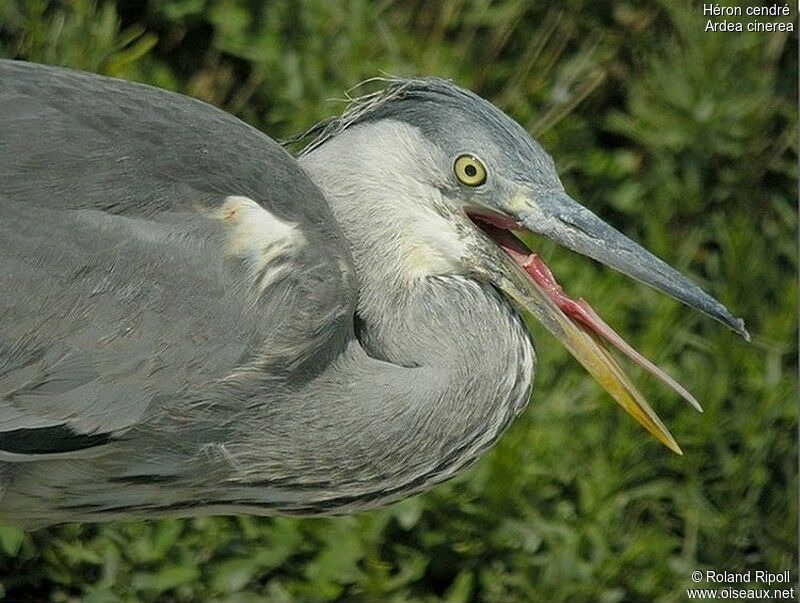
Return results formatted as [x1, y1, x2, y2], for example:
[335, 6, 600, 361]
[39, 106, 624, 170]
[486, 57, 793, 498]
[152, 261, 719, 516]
[0, 0, 796, 601]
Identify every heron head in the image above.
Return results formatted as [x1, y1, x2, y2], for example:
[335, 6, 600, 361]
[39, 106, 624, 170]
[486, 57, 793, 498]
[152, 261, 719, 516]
[299, 78, 748, 453]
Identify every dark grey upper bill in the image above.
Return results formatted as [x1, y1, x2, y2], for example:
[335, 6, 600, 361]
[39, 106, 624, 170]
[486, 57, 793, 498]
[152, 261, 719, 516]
[516, 190, 750, 341]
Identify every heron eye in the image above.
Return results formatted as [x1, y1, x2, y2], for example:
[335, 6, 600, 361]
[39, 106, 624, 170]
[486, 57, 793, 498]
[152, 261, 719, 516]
[454, 155, 487, 187]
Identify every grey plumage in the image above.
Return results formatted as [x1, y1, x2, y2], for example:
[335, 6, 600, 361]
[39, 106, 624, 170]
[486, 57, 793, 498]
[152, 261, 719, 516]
[298, 78, 559, 186]
[0, 61, 745, 527]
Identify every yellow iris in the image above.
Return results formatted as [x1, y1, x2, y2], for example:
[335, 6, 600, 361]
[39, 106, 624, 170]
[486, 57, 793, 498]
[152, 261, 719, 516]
[454, 154, 487, 186]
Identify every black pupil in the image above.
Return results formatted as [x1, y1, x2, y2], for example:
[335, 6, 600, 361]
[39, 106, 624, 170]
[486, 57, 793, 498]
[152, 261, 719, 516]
[464, 164, 477, 177]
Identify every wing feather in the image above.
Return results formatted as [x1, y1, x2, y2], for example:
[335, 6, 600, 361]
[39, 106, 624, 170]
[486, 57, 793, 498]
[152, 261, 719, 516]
[0, 61, 356, 457]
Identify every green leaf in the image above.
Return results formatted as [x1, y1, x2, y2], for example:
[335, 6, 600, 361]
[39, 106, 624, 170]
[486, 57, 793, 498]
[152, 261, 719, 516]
[131, 564, 201, 595]
[0, 524, 25, 557]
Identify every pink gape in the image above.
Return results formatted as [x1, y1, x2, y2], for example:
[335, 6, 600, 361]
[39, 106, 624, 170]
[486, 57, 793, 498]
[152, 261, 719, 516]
[473, 211, 701, 412]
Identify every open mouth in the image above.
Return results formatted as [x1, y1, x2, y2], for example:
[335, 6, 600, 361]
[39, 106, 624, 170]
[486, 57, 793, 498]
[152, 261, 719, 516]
[466, 207, 706, 453]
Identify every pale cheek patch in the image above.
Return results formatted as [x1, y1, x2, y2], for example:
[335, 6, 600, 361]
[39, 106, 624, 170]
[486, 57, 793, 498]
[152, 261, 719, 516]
[401, 210, 464, 278]
[216, 196, 305, 292]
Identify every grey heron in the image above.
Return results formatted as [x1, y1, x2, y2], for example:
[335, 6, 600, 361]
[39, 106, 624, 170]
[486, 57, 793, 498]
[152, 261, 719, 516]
[0, 61, 747, 528]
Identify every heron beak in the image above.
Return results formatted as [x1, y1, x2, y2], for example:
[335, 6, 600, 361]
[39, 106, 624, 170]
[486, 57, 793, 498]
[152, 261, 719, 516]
[467, 189, 748, 455]
[513, 190, 749, 338]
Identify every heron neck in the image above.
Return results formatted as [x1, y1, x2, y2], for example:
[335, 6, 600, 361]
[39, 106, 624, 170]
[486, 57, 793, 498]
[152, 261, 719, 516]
[290, 135, 536, 507]
[298, 121, 471, 364]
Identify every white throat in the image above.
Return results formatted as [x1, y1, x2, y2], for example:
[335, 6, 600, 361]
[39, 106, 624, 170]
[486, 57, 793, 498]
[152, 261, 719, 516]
[298, 120, 471, 325]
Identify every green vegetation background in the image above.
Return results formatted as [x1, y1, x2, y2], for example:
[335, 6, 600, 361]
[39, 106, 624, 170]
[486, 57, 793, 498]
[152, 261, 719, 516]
[0, 1, 796, 601]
